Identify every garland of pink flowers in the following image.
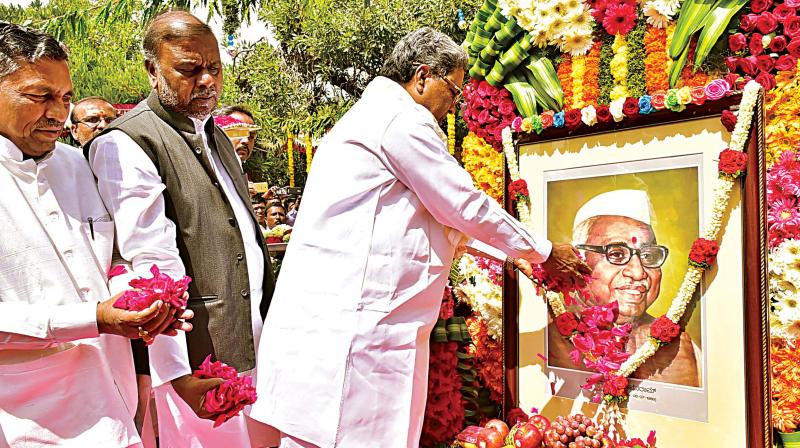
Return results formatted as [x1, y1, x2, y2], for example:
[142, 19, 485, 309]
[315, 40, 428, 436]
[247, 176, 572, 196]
[502, 80, 762, 405]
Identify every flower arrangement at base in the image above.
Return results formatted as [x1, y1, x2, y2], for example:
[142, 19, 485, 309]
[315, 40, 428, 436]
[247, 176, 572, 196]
[457, 255, 503, 340]
[265, 224, 292, 244]
[466, 315, 504, 403]
[193, 355, 257, 428]
[772, 338, 800, 433]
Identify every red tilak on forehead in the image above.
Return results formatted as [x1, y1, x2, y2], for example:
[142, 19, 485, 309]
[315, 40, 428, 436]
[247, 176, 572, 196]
[631, 236, 638, 244]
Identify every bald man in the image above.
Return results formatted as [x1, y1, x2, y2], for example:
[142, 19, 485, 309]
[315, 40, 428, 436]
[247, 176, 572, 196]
[87, 11, 275, 448]
[70, 96, 117, 147]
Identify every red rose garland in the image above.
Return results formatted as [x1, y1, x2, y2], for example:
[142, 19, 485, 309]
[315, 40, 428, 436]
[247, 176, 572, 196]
[193, 355, 258, 428]
[688, 238, 720, 269]
[555, 312, 579, 336]
[718, 148, 749, 178]
[649, 316, 681, 345]
[508, 179, 530, 201]
[462, 79, 519, 150]
[721, 109, 738, 132]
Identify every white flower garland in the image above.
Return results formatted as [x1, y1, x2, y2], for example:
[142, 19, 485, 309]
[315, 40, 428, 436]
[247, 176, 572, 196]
[501, 80, 763, 379]
[769, 239, 800, 341]
[457, 254, 504, 340]
[502, 127, 532, 224]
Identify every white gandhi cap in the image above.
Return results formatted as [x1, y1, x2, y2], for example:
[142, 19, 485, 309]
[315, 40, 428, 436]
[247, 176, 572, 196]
[573, 189, 654, 229]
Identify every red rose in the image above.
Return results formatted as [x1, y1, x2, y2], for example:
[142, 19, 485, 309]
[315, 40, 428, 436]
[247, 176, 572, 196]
[718, 148, 748, 177]
[689, 238, 720, 268]
[739, 55, 758, 75]
[540, 111, 554, 128]
[508, 179, 530, 199]
[788, 38, 800, 57]
[690, 86, 707, 105]
[602, 374, 629, 398]
[775, 4, 797, 21]
[756, 54, 776, 73]
[728, 33, 747, 52]
[622, 97, 639, 118]
[740, 13, 759, 32]
[776, 54, 798, 71]
[756, 12, 779, 34]
[721, 109, 738, 132]
[786, 17, 800, 38]
[649, 316, 681, 344]
[751, 0, 773, 13]
[756, 71, 777, 90]
[788, 0, 800, 7]
[749, 33, 765, 56]
[771, 35, 789, 52]
[724, 56, 739, 72]
[564, 108, 582, 130]
[498, 99, 516, 115]
[724, 73, 740, 90]
[596, 105, 612, 123]
[555, 312, 579, 336]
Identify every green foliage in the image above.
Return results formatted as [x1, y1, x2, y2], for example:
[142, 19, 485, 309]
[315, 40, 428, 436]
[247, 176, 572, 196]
[0, 0, 150, 103]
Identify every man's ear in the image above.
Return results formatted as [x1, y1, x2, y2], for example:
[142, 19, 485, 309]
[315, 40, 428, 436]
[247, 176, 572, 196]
[414, 65, 430, 95]
[70, 124, 79, 141]
[145, 60, 159, 90]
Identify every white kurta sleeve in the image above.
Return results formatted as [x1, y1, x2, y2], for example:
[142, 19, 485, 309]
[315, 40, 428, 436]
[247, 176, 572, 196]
[381, 110, 552, 264]
[0, 301, 98, 349]
[89, 130, 191, 387]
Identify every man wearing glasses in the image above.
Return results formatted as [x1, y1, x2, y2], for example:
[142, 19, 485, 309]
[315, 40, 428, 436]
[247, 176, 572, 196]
[549, 189, 701, 387]
[70, 96, 117, 147]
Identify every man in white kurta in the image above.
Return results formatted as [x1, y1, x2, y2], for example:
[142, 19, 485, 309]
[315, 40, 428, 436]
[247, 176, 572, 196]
[0, 23, 182, 447]
[250, 28, 588, 447]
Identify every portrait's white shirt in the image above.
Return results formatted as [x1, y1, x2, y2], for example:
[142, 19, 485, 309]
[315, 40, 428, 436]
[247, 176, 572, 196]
[0, 136, 139, 447]
[89, 117, 265, 386]
[251, 76, 551, 447]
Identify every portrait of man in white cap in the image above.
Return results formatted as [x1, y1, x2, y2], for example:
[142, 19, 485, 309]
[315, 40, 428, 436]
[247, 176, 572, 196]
[548, 189, 702, 387]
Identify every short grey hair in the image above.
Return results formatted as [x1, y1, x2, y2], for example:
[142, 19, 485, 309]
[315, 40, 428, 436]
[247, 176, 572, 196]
[380, 27, 468, 84]
[0, 22, 69, 79]
[572, 216, 600, 247]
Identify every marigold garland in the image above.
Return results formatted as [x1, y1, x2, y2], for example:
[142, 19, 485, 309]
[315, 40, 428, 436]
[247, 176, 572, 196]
[771, 338, 800, 433]
[462, 132, 503, 203]
[304, 134, 313, 173]
[286, 130, 295, 187]
[598, 33, 616, 105]
[447, 113, 456, 156]
[665, 22, 676, 75]
[466, 315, 504, 403]
[626, 18, 647, 98]
[571, 55, 587, 110]
[583, 41, 602, 105]
[644, 25, 669, 93]
[766, 60, 800, 167]
[610, 33, 629, 101]
[557, 54, 574, 110]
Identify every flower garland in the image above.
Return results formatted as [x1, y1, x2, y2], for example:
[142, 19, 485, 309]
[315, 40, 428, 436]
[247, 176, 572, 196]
[456, 254, 504, 340]
[598, 32, 616, 105]
[286, 130, 295, 187]
[583, 41, 602, 105]
[447, 113, 456, 155]
[462, 132, 504, 203]
[571, 55, 587, 110]
[679, 39, 709, 88]
[772, 338, 800, 433]
[665, 22, 676, 75]
[610, 33, 629, 101]
[466, 315, 504, 403]
[462, 79, 519, 150]
[501, 127, 531, 223]
[626, 19, 647, 98]
[502, 80, 762, 401]
[644, 25, 669, 93]
[304, 134, 313, 173]
[767, 151, 800, 248]
[558, 54, 574, 110]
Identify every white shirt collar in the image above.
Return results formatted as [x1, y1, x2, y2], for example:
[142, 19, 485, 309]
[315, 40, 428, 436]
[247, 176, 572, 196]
[0, 134, 24, 162]
[190, 116, 212, 135]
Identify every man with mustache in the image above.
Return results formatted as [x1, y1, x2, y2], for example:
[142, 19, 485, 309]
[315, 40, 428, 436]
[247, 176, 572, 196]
[70, 96, 118, 147]
[548, 190, 701, 387]
[87, 11, 275, 447]
[0, 22, 189, 447]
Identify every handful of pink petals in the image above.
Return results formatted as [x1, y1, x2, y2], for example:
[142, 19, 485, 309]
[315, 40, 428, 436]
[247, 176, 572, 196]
[193, 355, 258, 427]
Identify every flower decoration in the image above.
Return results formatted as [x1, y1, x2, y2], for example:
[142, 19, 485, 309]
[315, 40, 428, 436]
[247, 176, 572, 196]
[462, 79, 519, 150]
[462, 132, 504, 203]
[649, 315, 681, 346]
[721, 109, 738, 132]
[718, 148, 748, 179]
[193, 355, 258, 428]
[113, 264, 191, 312]
[508, 179, 529, 201]
[213, 115, 260, 139]
[499, 0, 595, 56]
[555, 312, 579, 336]
[265, 224, 292, 244]
[688, 238, 720, 270]
[598, 2, 637, 36]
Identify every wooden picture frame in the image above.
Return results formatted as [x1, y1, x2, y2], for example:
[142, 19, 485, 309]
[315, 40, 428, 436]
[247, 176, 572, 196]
[502, 94, 771, 446]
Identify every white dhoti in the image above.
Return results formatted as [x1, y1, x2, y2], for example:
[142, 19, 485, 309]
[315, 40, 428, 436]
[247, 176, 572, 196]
[0, 344, 141, 448]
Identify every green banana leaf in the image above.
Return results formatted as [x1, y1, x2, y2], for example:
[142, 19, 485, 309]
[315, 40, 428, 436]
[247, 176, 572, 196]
[669, 40, 692, 88]
[693, 0, 748, 70]
[503, 73, 539, 117]
[669, 0, 717, 59]
[526, 57, 564, 111]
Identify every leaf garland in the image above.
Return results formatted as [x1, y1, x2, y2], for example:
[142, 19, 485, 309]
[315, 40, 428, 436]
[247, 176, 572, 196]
[627, 18, 648, 98]
[598, 32, 616, 105]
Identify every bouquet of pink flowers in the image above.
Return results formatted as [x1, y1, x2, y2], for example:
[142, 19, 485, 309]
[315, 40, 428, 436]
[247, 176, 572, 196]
[193, 355, 258, 428]
[112, 264, 191, 311]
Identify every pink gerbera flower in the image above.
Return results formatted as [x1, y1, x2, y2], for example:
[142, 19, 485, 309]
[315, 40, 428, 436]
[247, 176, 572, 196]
[603, 3, 637, 35]
[768, 198, 800, 248]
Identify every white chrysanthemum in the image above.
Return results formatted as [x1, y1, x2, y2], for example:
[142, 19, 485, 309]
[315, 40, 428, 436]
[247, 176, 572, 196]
[561, 29, 594, 56]
[644, 3, 671, 28]
[548, 16, 568, 39]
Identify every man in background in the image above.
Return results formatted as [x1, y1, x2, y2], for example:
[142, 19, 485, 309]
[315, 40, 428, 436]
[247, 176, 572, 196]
[70, 96, 118, 147]
[265, 202, 287, 230]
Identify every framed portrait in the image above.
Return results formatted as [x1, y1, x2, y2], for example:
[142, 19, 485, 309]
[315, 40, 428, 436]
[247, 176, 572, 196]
[502, 96, 771, 447]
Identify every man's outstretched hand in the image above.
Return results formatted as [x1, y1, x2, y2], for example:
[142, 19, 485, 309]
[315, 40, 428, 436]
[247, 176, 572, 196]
[540, 242, 592, 289]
